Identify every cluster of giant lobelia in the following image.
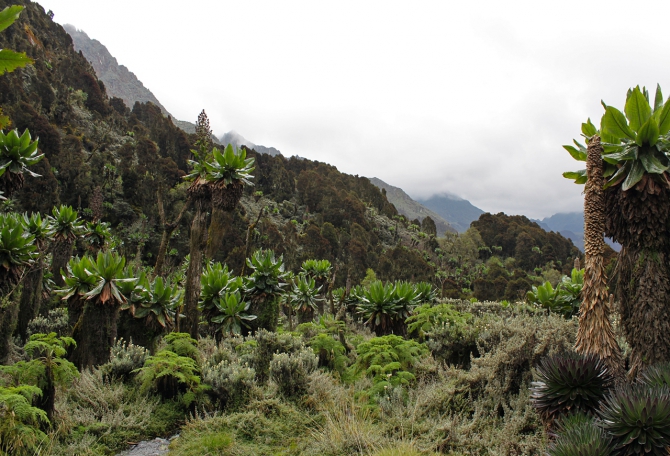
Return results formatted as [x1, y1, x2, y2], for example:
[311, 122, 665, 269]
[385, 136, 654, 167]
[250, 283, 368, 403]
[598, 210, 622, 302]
[565, 85, 670, 376]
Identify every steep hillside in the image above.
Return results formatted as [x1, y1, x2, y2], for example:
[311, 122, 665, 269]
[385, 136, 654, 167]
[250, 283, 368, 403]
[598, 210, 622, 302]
[369, 177, 456, 235]
[417, 193, 484, 232]
[0, 0, 433, 287]
[63, 24, 169, 116]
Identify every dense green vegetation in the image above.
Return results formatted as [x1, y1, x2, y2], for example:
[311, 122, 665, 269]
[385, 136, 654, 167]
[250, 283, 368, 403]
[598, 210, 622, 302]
[6, 1, 670, 455]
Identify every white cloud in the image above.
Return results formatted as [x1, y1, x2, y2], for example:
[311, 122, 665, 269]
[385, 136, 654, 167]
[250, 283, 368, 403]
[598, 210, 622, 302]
[37, 0, 670, 219]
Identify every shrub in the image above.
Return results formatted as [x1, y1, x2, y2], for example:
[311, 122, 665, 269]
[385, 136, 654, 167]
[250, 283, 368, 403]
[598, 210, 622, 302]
[55, 369, 164, 454]
[640, 362, 670, 387]
[162, 332, 200, 361]
[269, 347, 318, 399]
[134, 350, 205, 405]
[99, 338, 149, 382]
[202, 360, 256, 410]
[250, 329, 304, 383]
[26, 307, 69, 337]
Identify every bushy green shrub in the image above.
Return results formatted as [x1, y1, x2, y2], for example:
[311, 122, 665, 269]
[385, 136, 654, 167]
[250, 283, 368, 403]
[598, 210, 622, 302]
[26, 307, 69, 337]
[202, 360, 256, 410]
[134, 350, 205, 405]
[250, 329, 304, 383]
[99, 338, 149, 382]
[269, 347, 318, 399]
[55, 368, 166, 454]
[162, 332, 200, 361]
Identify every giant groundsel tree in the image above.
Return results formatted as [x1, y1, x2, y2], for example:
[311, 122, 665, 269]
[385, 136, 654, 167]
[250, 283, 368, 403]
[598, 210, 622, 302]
[565, 85, 670, 375]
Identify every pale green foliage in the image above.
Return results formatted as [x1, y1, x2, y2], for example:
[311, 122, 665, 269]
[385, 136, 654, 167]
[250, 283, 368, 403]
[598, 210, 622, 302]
[134, 350, 204, 402]
[202, 359, 256, 410]
[100, 338, 149, 381]
[406, 303, 472, 341]
[353, 335, 428, 396]
[269, 347, 318, 399]
[27, 307, 68, 337]
[199, 262, 242, 318]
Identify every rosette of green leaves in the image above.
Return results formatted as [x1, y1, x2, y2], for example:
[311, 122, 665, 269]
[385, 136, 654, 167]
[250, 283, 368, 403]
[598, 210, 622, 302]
[301, 259, 332, 281]
[600, 384, 670, 455]
[548, 414, 613, 456]
[245, 249, 288, 296]
[640, 362, 670, 388]
[392, 280, 420, 321]
[204, 144, 255, 186]
[564, 85, 670, 191]
[414, 281, 438, 303]
[85, 220, 111, 250]
[0, 128, 42, 188]
[357, 281, 399, 333]
[130, 273, 181, 330]
[290, 274, 322, 314]
[83, 251, 136, 305]
[48, 205, 87, 243]
[0, 212, 36, 273]
[57, 256, 97, 300]
[530, 353, 613, 424]
[199, 262, 243, 322]
[22, 212, 52, 251]
[211, 290, 256, 335]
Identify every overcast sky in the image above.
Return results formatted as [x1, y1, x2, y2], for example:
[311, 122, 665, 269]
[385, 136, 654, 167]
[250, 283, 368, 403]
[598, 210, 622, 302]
[34, 0, 670, 219]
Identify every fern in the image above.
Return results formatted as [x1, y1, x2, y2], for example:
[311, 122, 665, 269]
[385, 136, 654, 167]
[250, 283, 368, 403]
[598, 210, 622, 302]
[0, 385, 48, 455]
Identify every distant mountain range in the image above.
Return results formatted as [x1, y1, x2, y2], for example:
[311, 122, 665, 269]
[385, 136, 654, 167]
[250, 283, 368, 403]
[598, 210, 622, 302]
[532, 212, 620, 252]
[416, 193, 485, 233]
[369, 178, 457, 235]
[220, 131, 282, 157]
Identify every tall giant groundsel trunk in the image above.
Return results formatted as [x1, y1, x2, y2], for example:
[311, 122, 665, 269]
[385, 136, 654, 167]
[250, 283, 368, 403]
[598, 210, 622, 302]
[605, 174, 670, 376]
[51, 239, 74, 287]
[16, 266, 44, 342]
[183, 199, 208, 338]
[205, 182, 243, 260]
[70, 300, 120, 369]
[574, 136, 623, 376]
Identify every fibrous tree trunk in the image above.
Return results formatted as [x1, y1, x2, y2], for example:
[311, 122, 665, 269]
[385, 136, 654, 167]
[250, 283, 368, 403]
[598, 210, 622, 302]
[70, 300, 120, 369]
[182, 198, 208, 339]
[205, 182, 244, 260]
[154, 187, 192, 277]
[16, 265, 44, 342]
[605, 160, 670, 377]
[574, 135, 623, 377]
[51, 238, 75, 287]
